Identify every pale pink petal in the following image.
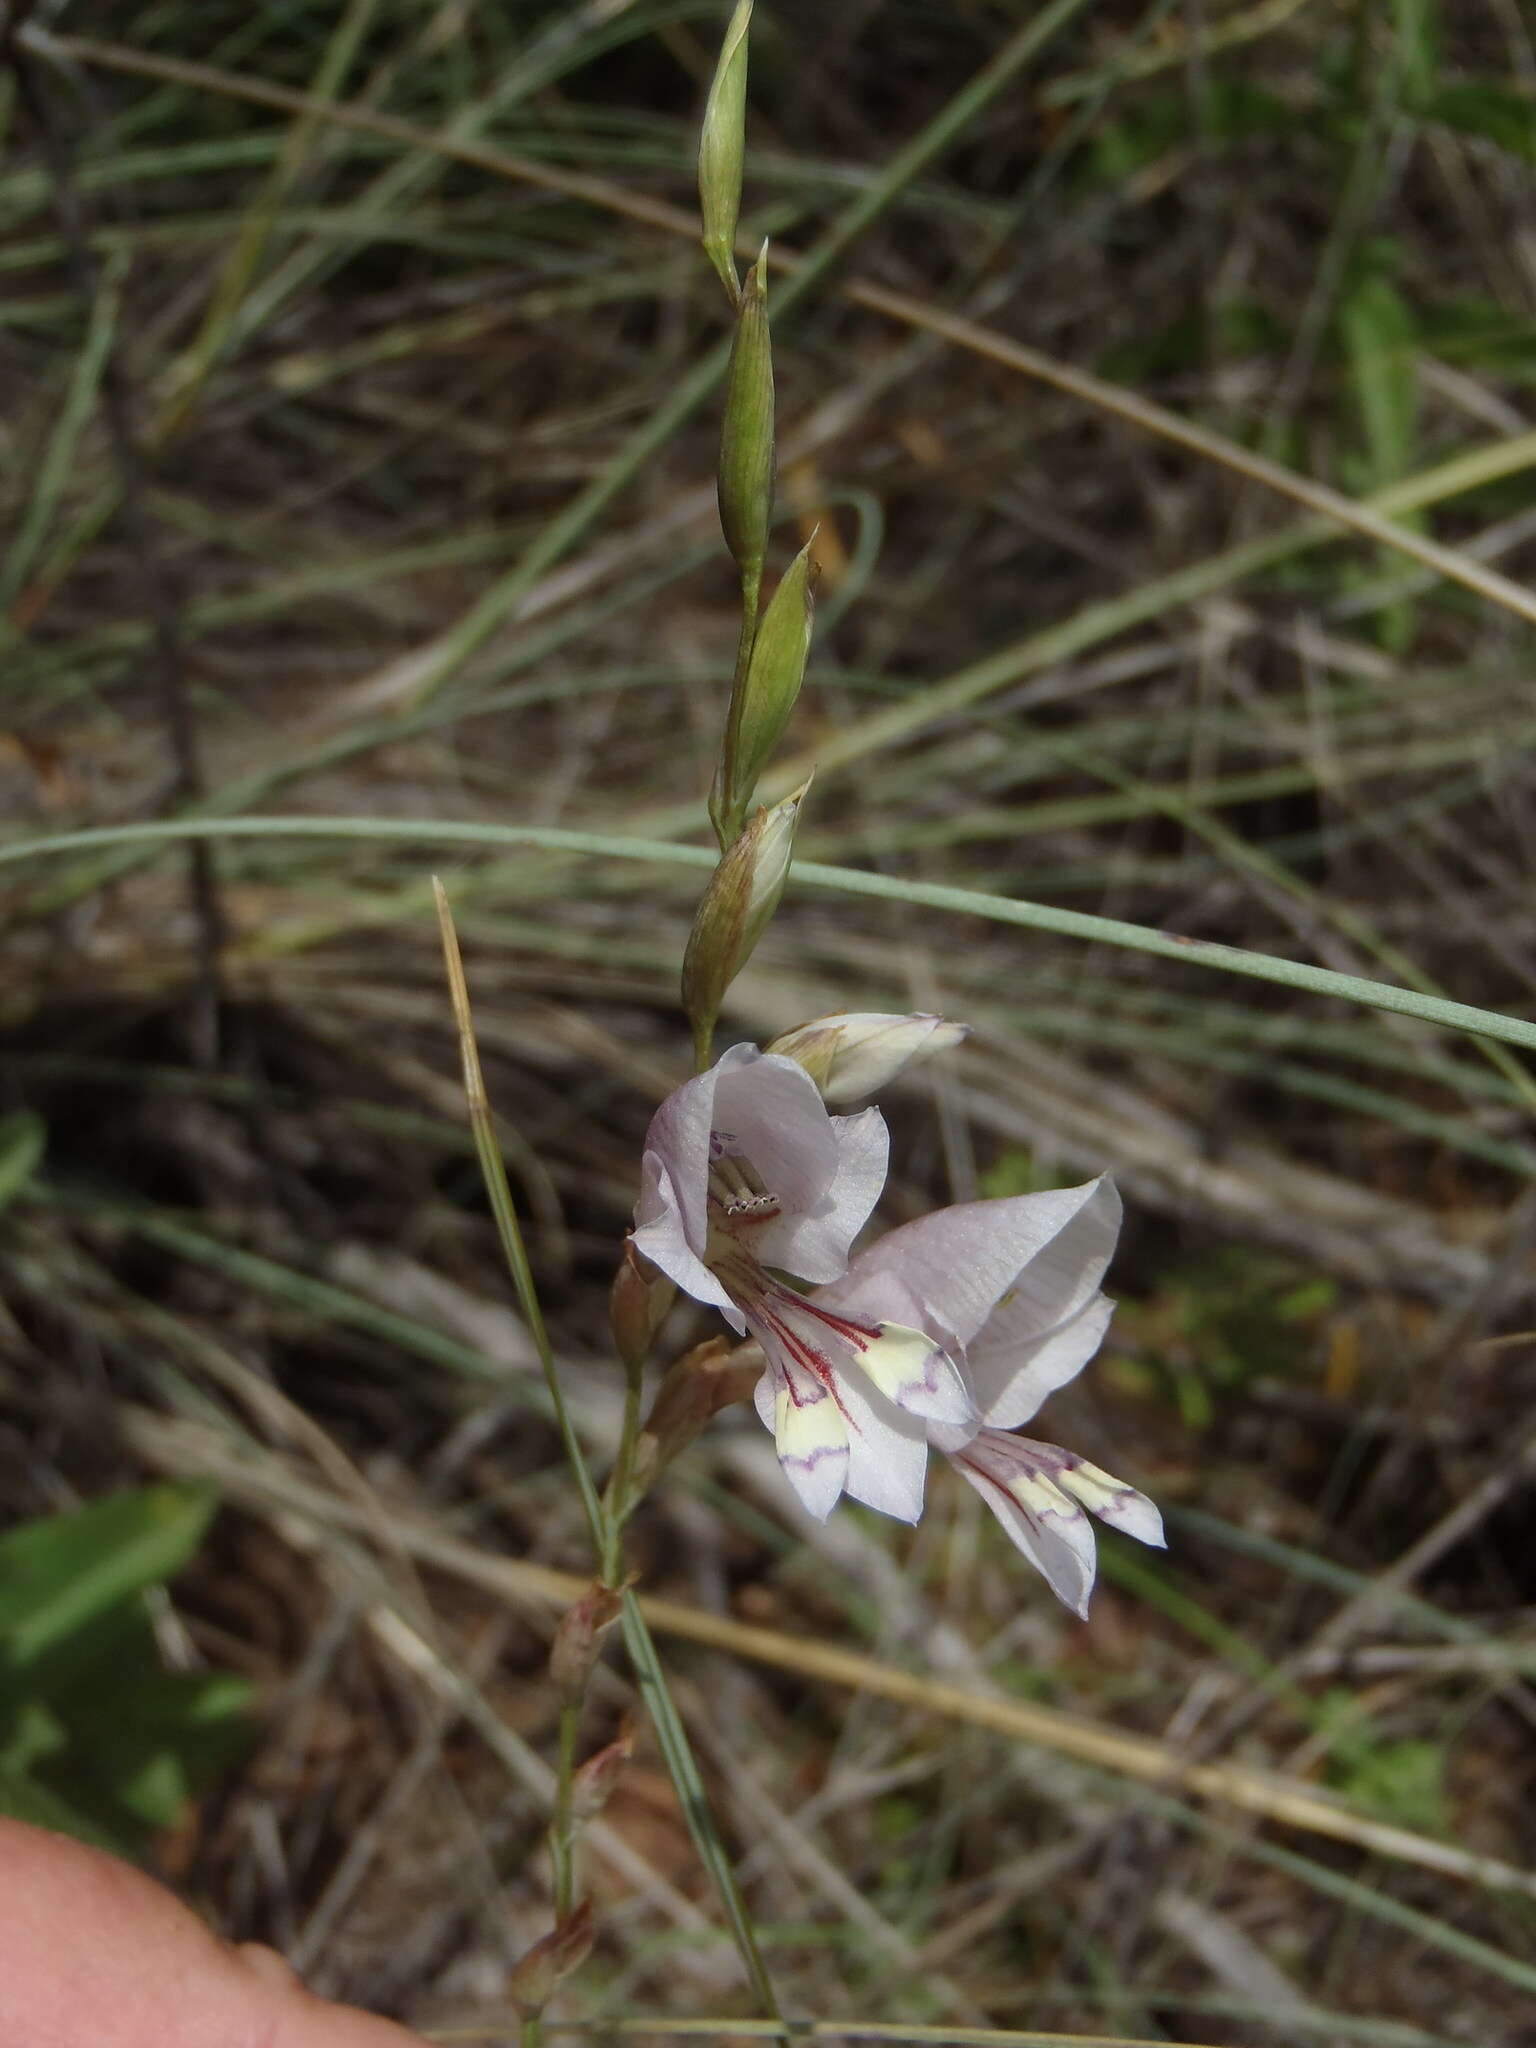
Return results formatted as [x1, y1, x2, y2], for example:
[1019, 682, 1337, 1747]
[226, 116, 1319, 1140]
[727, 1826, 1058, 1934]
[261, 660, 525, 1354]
[829, 1179, 1119, 1352]
[964, 1181, 1122, 1415]
[1022, 1439, 1166, 1549]
[839, 1372, 929, 1523]
[637, 1059, 725, 1255]
[801, 1235, 930, 1340]
[630, 1150, 744, 1327]
[711, 1048, 838, 1219]
[977, 1291, 1115, 1430]
[754, 1360, 848, 1520]
[952, 1430, 1099, 1617]
[755, 1106, 889, 1283]
[969, 1471, 1098, 1617]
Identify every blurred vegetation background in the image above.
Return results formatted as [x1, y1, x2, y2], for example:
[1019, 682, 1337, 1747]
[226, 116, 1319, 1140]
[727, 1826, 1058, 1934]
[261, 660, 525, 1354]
[2, 0, 1536, 2042]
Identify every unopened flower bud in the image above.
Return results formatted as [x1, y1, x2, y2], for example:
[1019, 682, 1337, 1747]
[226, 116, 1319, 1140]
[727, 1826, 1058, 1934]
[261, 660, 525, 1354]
[509, 1900, 595, 2016]
[550, 1583, 623, 1702]
[682, 780, 808, 1061]
[716, 533, 816, 841]
[609, 1242, 673, 1372]
[717, 247, 773, 611]
[765, 1011, 970, 1102]
[570, 1722, 633, 1823]
[698, 0, 752, 304]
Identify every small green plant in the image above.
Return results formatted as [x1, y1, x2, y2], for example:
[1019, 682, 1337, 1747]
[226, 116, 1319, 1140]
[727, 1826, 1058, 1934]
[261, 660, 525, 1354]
[1318, 1690, 1450, 1835]
[1119, 1248, 1337, 1430]
[0, 1485, 250, 1855]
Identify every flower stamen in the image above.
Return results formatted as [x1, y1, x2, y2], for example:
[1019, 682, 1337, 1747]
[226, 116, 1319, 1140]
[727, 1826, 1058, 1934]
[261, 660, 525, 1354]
[706, 1135, 782, 1227]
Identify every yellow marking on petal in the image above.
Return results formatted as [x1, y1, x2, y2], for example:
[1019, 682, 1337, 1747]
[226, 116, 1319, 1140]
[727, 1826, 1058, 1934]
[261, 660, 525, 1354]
[855, 1323, 973, 1423]
[774, 1383, 848, 1470]
[1057, 1457, 1164, 1543]
[1007, 1471, 1081, 1525]
[1055, 1458, 1122, 1515]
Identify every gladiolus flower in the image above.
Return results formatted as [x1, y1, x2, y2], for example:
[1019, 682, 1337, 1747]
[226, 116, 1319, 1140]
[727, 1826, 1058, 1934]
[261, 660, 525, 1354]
[630, 1045, 975, 1518]
[810, 1176, 1164, 1612]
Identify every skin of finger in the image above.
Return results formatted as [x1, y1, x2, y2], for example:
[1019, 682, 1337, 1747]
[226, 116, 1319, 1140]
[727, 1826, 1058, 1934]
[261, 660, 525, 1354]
[0, 1818, 427, 2048]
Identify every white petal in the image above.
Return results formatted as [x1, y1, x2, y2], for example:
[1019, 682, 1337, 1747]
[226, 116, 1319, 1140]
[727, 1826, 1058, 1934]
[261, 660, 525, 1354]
[746, 1295, 928, 1521]
[828, 1178, 1120, 1353]
[712, 1048, 838, 1220]
[753, 1364, 777, 1435]
[839, 1371, 930, 1523]
[978, 1291, 1115, 1430]
[638, 1059, 725, 1256]
[1050, 1450, 1166, 1549]
[964, 1181, 1123, 1415]
[754, 1105, 889, 1283]
[768, 1367, 849, 1521]
[630, 1150, 744, 1328]
[955, 1444, 1099, 1617]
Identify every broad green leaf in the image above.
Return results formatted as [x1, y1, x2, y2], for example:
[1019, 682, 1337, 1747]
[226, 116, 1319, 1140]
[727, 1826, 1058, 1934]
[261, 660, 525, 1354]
[0, 1484, 216, 1666]
[0, 1492, 250, 1854]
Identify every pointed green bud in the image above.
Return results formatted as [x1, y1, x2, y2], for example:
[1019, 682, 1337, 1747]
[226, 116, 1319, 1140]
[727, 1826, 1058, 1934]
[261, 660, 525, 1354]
[698, 0, 752, 304]
[717, 246, 774, 612]
[717, 533, 816, 839]
[682, 779, 808, 1064]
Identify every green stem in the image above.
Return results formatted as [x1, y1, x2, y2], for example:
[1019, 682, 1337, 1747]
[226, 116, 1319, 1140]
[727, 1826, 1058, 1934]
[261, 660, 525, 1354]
[548, 1695, 582, 1921]
[714, 598, 763, 848]
[599, 1354, 647, 1583]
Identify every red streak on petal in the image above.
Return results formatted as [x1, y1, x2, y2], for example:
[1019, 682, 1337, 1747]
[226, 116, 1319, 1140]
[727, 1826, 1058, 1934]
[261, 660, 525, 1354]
[786, 1292, 879, 1350]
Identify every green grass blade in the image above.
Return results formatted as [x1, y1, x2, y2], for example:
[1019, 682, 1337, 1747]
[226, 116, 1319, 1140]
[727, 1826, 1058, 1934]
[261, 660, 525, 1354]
[0, 252, 120, 611]
[4, 813, 1534, 1055]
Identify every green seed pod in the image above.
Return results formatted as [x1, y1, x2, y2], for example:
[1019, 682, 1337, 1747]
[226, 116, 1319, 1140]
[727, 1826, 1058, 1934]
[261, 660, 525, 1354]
[719, 532, 816, 836]
[698, 0, 752, 304]
[717, 247, 774, 612]
[682, 779, 808, 1064]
